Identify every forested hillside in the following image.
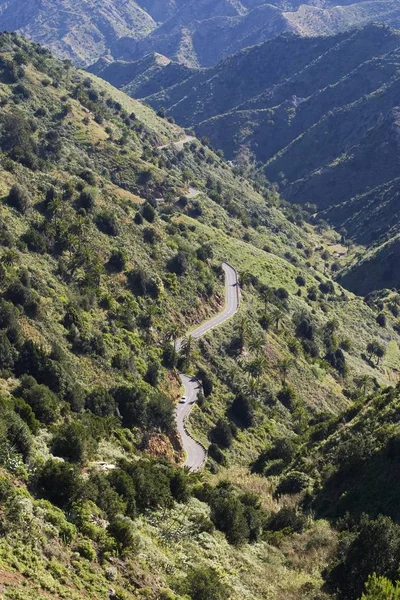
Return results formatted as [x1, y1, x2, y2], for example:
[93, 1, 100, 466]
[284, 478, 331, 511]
[1, 32, 400, 600]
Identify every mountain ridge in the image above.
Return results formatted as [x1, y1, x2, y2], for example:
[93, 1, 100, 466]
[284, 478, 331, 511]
[2, 29, 400, 600]
[98, 23, 400, 292]
[5, 0, 400, 68]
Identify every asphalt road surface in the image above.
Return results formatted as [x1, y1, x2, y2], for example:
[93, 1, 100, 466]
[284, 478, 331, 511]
[158, 135, 196, 151]
[176, 262, 239, 471]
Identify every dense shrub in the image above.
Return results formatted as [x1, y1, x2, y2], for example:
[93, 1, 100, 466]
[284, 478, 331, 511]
[146, 392, 175, 432]
[15, 341, 67, 396]
[277, 385, 296, 410]
[143, 226, 159, 245]
[210, 488, 250, 545]
[377, 313, 387, 328]
[266, 507, 306, 533]
[107, 248, 126, 272]
[325, 515, 400, 600]
[202, 482, 264, 546]
[184, 566, 230, 600]
[294, 312, 315, 340]
[208, 443, 226, 465]
[326, 348, 347, 376]
[36, 459, 81, 508]
[162, 344, 178, 369]
[167, 251, 190, 275]
[7, 184, 30, 213]
[0, 331, 15, 370]
[112, 458, 185, 515]
[134, 212, 143, 225]
[15, 377, 59, 424]
[360, 575, 400, 600]
[275, 287, 289, 300]
[295, 275, 306, 287]
[95, 211, 119, 236]
[12, 397, 39, 433]
[112, 386, 174, 433]
[319, 280, 335, 294]
[210, 419, 233, 449]
[78, 187, 97, 211]
[196, 244, 213, 261]
[23, 225, 49, 253]
[85, 389, 116, 417]
[252, 437, 296, 475]
[52, 422, 90, 464]
[108, 515, 137, 554]
[0, 404, 32, 460]
[127, 268, 160, 298]
[142, 202, 156, 223]
[80, 169, 96, 185]
[5, 280, 30, 307]
[231, 393, 254, 427]
[197, 368, 213, 397]
[75, 539, 96, 561]
[0, 300, 18, 330]
[275, 470, 311, 495]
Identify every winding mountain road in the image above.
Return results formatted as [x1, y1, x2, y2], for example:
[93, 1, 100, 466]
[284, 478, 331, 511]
[158, 134, 196, 151]
[176, 262, 239, 471]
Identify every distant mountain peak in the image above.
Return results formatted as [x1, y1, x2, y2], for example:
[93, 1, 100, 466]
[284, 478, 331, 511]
[4, 0, 400, 68]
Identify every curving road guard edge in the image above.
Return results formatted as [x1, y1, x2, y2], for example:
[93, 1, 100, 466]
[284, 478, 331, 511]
[175, 262, 240, 471]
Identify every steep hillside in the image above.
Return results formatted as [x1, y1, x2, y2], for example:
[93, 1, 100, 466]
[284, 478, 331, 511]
[5, 0, 400, 69]
[107, 2, 290, 68]
[250, 372, 400, 600]
[107, 24, 400, 292]
[1, 32, 400, 600]
[90, 53, 195, 98]
[0, 0, 157, 66]
[100, 0, 400, 68]
[337, 233, 400, 295]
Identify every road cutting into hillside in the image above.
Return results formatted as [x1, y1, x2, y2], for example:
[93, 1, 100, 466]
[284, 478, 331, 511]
[158, 134, 196, 150]
[175, 262, 239, 471]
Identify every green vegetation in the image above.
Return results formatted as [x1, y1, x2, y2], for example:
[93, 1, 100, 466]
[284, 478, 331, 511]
[0, 31, 400, 600]
[108, 24, 400, 293]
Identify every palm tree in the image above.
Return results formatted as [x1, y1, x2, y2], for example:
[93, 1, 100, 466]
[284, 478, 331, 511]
[245, 356, 267, 392]
[180, 336, 194, 369]
[165, 323, 184, 351]
[47, 196, 62, 226]
[249, 334, 265, 357]
[1, 249, 18, 266]
[261, 288, 273, 314]
[367, 341, 385, 365]
[235, 315, 249, 351]
[65, 231, 79, 264]
[376, 345, 385, 365]
[146, 303, 160, 328]
[358, 374, 373, 397]
[277, 358, 293, 385]
[71, 214, 88, 248]
[272, 307, 284, 331]
[240, 271, 254, 288]
[325, 319, 339, 335]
